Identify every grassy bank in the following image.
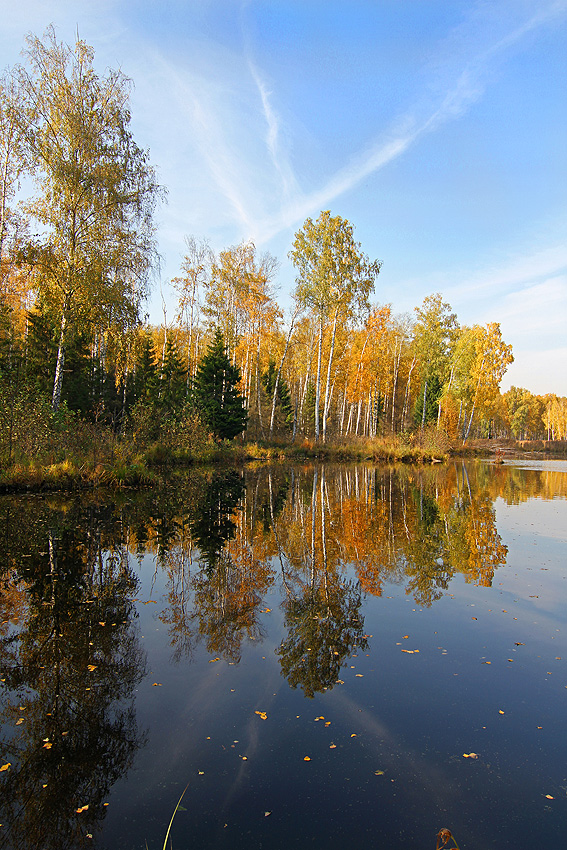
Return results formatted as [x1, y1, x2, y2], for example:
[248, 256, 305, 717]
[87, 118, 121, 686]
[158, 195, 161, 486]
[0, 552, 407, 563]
[0, 427, 455, 492]
[2, 422, 564, 493]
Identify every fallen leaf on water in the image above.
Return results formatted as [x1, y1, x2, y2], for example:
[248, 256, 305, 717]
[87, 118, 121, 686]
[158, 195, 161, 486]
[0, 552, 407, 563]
[336, 679, 344, 685]
[16, 719, 24, 725]
[545, 794, 554, 799]
[515, 642, 525, 646]
[375, 770, 385, 776]
[208, 657, 220, 663]
[463, 753, 478, 759]
[98, 622, 106, 626]
[241, 756, 248, 760]
[355, 674, 364, 677]
[87, 665, 97, 672]
[472, 617, 478, 620]
[351, 734, 357, 738]
[484, 661, 491, 665]
[314, 716, 324, 721]
[0, 763, 11, 772]
[402, 635, 409, 639]
[304, 756, 311, 761]
[76, 805, 89, 813]
[198, 770, 204, 775]
[262, 608, 272, 613]
[329, 744, 336, 749]
[264, 811, 271, 817]
[499, 710, 505, 714]
[152, 683, 162, 687]
[255, 711, 267, 720]
[42, 743, 53, 749]
[325, 721, 331, 727]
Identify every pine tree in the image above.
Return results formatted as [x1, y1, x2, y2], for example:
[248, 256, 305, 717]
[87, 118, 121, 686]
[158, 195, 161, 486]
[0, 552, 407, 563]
[133, 333, 159, 405]
[194, 330, 247, 440]
[160, 337, 186, 413]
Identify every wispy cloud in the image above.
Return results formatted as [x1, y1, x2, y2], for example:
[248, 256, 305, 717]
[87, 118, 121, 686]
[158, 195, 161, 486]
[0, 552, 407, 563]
[247, 58, 299, 203]
[249, 0, 567, 243]
[447, 243, 567, 303]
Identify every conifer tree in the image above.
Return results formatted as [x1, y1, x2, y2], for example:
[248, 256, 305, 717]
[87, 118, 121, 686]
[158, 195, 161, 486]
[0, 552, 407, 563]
[159, 337, 186, 413]
[194, 330, 247, 440]
[133, 333, 159, 405]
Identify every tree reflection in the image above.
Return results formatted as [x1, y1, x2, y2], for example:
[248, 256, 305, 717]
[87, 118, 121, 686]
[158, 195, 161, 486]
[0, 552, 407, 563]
[275, 467, 368, 696]
[190, 470, 244, 568]
[0, 458, 518, 842]
[277, 579, 367, 697]
[0, 500, 146, 850]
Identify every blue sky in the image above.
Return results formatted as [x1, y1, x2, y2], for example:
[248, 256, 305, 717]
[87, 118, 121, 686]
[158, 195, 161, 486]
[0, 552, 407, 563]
[2, 0, 566, 394]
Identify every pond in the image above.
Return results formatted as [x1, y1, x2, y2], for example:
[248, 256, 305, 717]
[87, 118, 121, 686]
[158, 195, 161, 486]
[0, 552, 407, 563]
[1, 459, 566, 849]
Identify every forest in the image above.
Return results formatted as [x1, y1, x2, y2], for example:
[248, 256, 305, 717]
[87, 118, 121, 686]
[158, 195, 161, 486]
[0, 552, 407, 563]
[1, 30, 566, 477]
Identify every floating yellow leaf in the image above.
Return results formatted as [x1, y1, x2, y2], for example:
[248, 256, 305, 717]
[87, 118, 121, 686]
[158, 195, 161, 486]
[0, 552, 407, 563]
[375, 770, 385, 775]
[208, 657, 220, 663]
[198, 770, 204, 775]
[241, 756, 248, 761]
[43, 742, 53, 749]
[255, 711, 267, 720]
[152, 683, 162, 687]
[545, 794, 554, 799]
[99, 622, 106, 626]
[402, 635, 409, 639]
[325, 721, 331, 727]
[76, 805, 89, 813]
[264, 811, 271, 817]
[87, 665, 97, 672]
[303, 756, 311, 761]
[462, 753, 478, 759]
[16, 719, 24, 725]
[351, 733, 357, 738]
[499, 710, 505, 714]
[0, 763, 11, 772]
[355, 674, 364, 677]
[329, 744, 336, 749]
[314, 716, 324, 721]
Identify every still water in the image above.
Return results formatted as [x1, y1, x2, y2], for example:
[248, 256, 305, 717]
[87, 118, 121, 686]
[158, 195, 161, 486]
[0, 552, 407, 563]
[1, 459, 566, 849]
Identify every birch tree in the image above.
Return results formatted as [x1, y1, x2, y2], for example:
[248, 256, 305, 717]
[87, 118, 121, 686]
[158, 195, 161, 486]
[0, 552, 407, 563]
[15, 28, 160, 409]
[290, 211, 381, 441]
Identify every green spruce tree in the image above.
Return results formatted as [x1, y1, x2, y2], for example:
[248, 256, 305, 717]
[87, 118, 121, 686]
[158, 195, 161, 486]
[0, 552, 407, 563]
[159, 337, 187, 414]
[194, 330, 247, 440]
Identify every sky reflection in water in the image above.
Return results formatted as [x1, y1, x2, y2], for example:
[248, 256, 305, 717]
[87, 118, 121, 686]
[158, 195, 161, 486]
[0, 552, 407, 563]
[0, 460, 566, 850]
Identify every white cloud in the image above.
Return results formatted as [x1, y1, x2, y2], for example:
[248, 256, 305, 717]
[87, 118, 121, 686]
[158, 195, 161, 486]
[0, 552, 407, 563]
[497, 276, 567, 337]
[501, 346, 567, 394]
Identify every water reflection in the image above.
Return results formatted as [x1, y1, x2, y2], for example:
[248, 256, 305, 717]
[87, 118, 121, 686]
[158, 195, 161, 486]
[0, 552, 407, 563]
[2, 460, 561, 845]
[0, 499, 146, 850]
[154, 463, 510, 670]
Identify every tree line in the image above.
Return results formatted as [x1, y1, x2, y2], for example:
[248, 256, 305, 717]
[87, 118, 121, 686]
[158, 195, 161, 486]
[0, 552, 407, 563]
[1, 30, 565, 463]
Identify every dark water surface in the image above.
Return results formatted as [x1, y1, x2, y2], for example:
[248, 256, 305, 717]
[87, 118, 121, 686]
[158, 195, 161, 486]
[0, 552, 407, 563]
[1, 460, 566, 849]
